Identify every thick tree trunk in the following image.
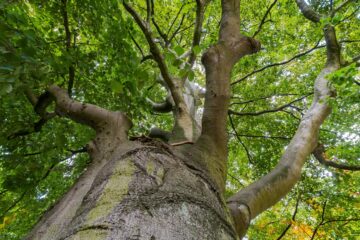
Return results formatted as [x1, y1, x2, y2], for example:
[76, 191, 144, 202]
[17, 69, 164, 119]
[26, 139, 238, 240]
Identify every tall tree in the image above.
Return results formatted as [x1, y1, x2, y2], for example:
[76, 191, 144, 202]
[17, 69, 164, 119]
[0, 0, 359, 239]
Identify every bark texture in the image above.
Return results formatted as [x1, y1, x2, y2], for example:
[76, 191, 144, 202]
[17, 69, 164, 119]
[27, 139, 238, 240]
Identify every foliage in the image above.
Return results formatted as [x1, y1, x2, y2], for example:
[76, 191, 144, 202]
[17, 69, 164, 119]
[0, 0, 359, 239]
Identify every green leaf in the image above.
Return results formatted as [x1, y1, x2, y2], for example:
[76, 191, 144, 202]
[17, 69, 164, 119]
[110, 80, 123, 93]
[193, 45, 201, 55]
[174, 45, 185, 56]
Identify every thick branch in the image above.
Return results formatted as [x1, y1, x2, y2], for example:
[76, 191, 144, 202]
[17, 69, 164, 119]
[147, 97, 173, 113]
[227, 15, 341, 238]
[199, 0, 260, 154]
[48, 85, 132, 138]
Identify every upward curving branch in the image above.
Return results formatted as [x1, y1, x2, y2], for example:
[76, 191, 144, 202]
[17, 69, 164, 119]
[48, 85, 132, 154]
[198, 0, 260, 152]
[227, 2, 341, 238]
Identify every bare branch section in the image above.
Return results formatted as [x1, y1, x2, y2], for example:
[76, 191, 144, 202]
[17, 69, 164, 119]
[8, 89, 56, 139]
[198, 0, 260, 150]
[313, 144, 360, 171]
[227, 5, 342, 237]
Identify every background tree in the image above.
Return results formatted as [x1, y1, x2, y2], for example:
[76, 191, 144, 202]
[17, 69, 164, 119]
[0, 0, 359, 239]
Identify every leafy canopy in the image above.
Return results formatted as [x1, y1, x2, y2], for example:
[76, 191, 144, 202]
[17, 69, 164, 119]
[0, 0, 359, 239]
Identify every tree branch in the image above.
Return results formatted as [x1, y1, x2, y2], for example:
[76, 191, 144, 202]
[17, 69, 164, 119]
[123, 2, 184, 108]
[331, 0, 355, 17]
[295, 0, 321, 23]
[313, 144, 360, 171]
[48, 85, 131, 139]
[229, 94, 312, 116]
[252, 0, 278, 37]
[60, 0, 75, 96]
[187, 0, 206, 68]
[227, 9, 341, 238]
[276, 195, 300, 240]
[232, 39, 322, 85]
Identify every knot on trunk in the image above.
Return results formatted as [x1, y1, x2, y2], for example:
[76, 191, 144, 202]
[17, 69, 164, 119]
[247, 37, 261, 54]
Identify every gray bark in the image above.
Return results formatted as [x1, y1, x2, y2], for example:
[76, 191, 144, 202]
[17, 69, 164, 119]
[26, 140, 238, 240]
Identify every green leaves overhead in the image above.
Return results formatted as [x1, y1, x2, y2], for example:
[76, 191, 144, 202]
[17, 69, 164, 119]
[0, 0, 359, 239]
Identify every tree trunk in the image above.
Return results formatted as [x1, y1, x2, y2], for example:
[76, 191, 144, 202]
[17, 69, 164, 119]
[26, 139, 238, 240]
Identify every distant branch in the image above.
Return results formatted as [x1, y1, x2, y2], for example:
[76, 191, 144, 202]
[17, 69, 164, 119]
[187, 0, 206, 68]
[310, 201, 327, 240]
[123, 2, 184, 107]
[229, 94, 312, 116]
[60, 0, 75, 96]
[313, 144, 360, 171]
[252, 0, 278, 37]
[231, 39, 322, 85]
[276, 196, 300, 240]
[229, 114, 253, 163]
[331, 0, 355, 17]
[234, 133, 290, 140]
[295, 0, 321, 23]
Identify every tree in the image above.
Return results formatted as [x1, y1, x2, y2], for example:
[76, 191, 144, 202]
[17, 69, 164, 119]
[0, 0, 359, 239]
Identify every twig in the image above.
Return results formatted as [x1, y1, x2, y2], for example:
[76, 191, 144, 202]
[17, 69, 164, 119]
[231, 39, 322, 85]
[229, 94, 312, 117]
[229, 114, 253, 163]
